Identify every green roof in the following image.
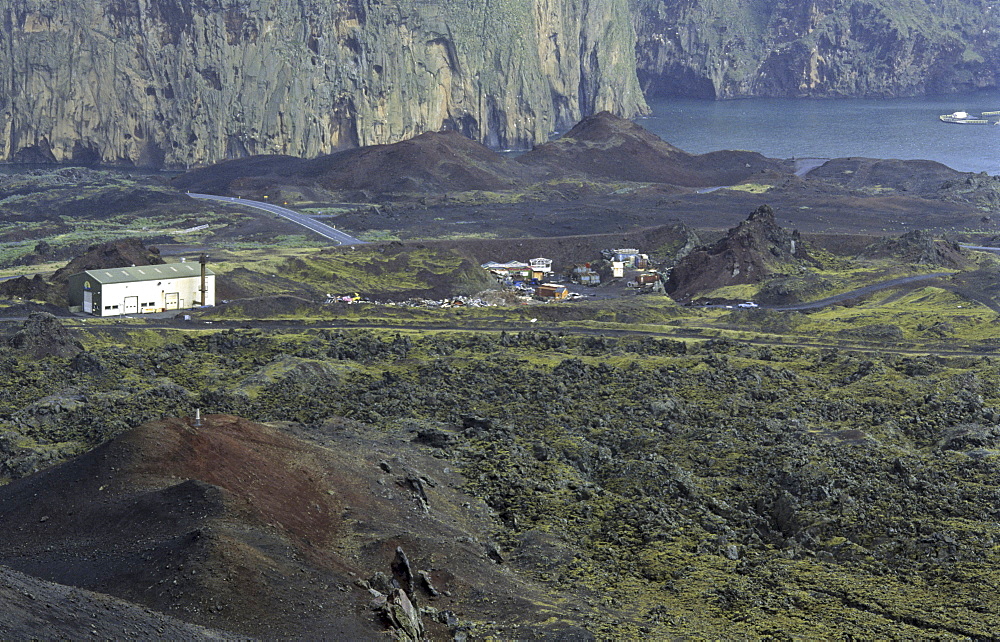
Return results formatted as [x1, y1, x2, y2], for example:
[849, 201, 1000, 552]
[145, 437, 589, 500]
[80, 263, 214, 284]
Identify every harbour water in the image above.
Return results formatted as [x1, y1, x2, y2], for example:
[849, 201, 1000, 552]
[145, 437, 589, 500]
[638, 90, 1000, 175]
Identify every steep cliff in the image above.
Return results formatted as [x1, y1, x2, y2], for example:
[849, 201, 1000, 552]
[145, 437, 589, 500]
[2, 0, 997, 169]
[0, 0, 646, 168]
[634, 0, 1000, 99]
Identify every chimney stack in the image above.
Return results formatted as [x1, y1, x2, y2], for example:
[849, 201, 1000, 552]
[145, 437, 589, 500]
[198, 253, 208, 305]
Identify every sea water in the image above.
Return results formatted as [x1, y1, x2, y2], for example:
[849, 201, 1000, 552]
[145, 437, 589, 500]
[638, 90, 1000, 175]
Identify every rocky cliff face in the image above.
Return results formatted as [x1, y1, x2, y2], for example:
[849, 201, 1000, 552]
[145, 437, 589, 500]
[635, 0, 1000, 99]
[0, 0, 645, 168]
[1, 1, 996, 169]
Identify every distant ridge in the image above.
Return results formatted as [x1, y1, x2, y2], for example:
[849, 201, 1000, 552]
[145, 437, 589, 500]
[172, 112, 794, 197]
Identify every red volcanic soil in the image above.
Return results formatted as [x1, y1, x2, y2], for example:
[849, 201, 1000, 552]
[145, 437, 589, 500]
[0, 414, 598, 638]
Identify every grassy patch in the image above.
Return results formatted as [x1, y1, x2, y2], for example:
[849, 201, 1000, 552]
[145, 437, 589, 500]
[724, 183, 772, 194]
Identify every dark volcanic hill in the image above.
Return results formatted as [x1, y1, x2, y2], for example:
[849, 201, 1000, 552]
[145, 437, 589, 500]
[172, 130, 538, 197]
[0, 413, 598, 639]
[857, 229, 970, 268]
[518, 112, 792, 187]
[50, 238, 165, 284]
[667, 204, 815, 301]
[807, 157, 1000, 210]
[173, 112, 793, 199]
[296, 130, 538, 194]
[0, 564, 236, 639]
[807, 157, 964, 194]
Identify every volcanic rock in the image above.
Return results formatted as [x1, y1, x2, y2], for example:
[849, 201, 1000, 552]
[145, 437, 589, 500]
[666, 204, 814, 301]
[3, 1, 995, 168]
[634, 1, 999, 99]
[6, 312, 83, 359]
[0, 274, 56, 303]
[807, 158, 963, 194]
[857, 229, 969, 268]
[0, 0, 643, 167]
[50, 238, 164, 284]
[0, 414, 578, 638]
[0, 564, 237, 639]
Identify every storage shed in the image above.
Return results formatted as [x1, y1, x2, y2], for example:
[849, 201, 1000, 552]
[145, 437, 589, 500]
[67, 262, 215, 316]
[535, 284, 569, 300]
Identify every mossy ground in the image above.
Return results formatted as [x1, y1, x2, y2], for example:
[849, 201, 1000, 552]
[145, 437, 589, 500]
[4, 312, 1000, 636]
[6, 168, 1000, 635]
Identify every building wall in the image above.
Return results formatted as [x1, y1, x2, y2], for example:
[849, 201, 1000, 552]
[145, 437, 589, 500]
[71, 274, 215, 317]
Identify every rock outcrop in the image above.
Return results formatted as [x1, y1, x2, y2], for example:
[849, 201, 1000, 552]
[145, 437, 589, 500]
[0, 274, 54, 302]
[666, 204, 814, 301]
[634, 0, 1000, 99]
[0, 0, 645, 168]
[50, 238, 164, 284]
[7, 312, 83, 359]
[857, 229, 968, 268]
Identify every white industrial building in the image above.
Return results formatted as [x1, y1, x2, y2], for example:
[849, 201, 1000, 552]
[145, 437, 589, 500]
[67, 262, 215, 316]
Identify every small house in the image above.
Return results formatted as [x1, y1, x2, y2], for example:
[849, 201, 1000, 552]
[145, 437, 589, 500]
[613, 248, 649, 269]
[529, 257, 553, 282]
[482, 261, 532, 284]
[535, 284, 569, 300]
[613, 248, 640, 263]
[570, 263, 601, 286]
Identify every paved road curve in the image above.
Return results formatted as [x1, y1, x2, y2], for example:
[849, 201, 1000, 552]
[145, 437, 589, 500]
[188, 193, 367, 246]
[767, 272, 956, 311]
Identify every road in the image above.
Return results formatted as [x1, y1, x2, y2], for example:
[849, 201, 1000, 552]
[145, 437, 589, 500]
[187, 193, 367, 246]
[767, 272, 956, 311]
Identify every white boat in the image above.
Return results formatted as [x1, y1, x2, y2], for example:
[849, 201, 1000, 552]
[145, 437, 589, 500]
[939, 110, 998, 124]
